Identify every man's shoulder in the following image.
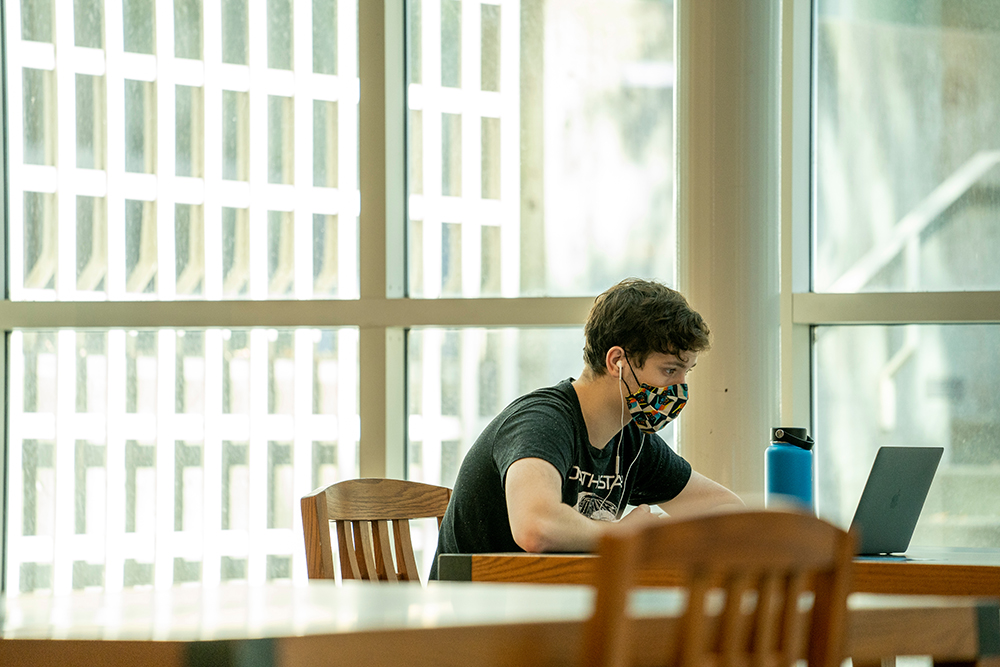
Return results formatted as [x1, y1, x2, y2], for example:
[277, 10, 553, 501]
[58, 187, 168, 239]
[516, 377, 577, 405]
[500, 378, 579, 419]
[460, 378, 582, 465]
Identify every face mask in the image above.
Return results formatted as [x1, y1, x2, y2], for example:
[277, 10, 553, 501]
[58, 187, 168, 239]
[622, 358, 688, 434]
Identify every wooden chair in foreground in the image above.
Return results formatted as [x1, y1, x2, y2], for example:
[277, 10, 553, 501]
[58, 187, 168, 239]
[300, 478, 452, 582]
[584, 510, 855, 667]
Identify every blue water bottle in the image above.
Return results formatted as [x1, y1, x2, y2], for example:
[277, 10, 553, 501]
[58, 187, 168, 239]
[765, 427, 815, 512]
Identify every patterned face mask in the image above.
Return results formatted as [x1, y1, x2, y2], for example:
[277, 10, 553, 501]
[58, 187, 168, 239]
[622, 357, 689, 434]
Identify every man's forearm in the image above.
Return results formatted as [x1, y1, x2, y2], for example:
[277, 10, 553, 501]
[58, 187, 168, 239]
[510, 501, 606, 553]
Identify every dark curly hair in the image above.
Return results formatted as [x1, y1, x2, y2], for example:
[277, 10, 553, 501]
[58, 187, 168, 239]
[583, 278, 710, 375]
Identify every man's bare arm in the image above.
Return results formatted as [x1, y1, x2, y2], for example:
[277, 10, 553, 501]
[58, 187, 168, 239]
[505, 457, 657, 553]
[656, 470, 745, 518]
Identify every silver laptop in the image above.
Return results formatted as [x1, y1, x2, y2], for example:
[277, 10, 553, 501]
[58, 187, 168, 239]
[848, 446, 944, 556]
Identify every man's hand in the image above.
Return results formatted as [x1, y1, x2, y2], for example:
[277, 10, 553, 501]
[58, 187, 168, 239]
[616, 503, 663, 528]
[505, 460, 672, 553]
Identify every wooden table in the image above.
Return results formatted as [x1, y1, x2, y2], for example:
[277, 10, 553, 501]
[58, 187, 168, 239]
[1, 580, 998, 667]
[438, 546, 1000, 596]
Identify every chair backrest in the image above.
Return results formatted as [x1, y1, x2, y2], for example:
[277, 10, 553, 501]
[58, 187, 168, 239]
[300, 478, 452, 582]
[583, 510, 854, 667]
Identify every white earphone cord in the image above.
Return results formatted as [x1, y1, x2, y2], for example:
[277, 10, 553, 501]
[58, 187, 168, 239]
[601, 363, 644, 516]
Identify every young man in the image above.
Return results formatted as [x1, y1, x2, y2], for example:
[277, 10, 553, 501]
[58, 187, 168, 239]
[428, 278, 743, 579]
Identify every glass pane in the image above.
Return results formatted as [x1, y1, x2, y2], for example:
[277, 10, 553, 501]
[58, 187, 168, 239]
[815, 325, 1000, 548]
[406, 0, 677, 298]
[6, 0, 359, 301]
[5, 328, 359, 594]
[813, 2, 1000, 292]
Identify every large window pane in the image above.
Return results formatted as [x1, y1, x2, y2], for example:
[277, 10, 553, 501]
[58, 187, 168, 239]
[407, 327, 583, 488]
[813, 2, 1000, 293]
[406, 327, 578, 576]
[406, 0, 677, 298]
[5, 328, 359, 594]
[815, 325, 1000, 548]
[4, 0, 360, 301]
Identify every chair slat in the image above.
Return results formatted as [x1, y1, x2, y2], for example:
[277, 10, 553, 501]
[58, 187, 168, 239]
[780, 570, 809, 658]
[355, 521, 378, 580]
[718, 570, 754, 665]
[394, 519, 419, 581]
[373, 520, 396, 582]
[336, 520, 362, 580]
[751, 570, 784, 667]
[680, 571, 712, 667]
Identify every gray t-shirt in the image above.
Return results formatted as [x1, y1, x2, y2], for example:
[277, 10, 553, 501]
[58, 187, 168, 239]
[429, 378, 692, 579]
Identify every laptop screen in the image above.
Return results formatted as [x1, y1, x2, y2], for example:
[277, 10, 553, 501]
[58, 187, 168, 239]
[848, 446, 943, 556]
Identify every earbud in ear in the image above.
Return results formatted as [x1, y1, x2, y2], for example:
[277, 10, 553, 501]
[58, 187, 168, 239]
[616, 360, 623, 369]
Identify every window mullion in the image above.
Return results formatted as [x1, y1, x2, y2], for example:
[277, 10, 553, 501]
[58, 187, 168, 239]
[780, 0, 814, 432]
[793, 292, 1000, 325]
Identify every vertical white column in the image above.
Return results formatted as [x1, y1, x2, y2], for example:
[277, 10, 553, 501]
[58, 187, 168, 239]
[500, 327, 518, 416]
[55, 0, 78, 298]
[293, 0, 315, 299]
[52, 330, 77, 593]
[420, 328, 443, 485]
[337, 0, 359, 298]
[204, 0, 225, 299]
[106, 0, 127, 298]
[6, 333, 26, 592]
[384, 0, 408, 299]
[105, 330, 128, 591]
[498, 0, 520, 297]
[291, 329, 314, 578]
[154, 330, 176, 588]
[6, 0, 26, 298]
[155, 0, 178, 300]
[675, 0, 781, 497]
[247, 328, 269, 582]
[248, 0, 269, 299]
[421, 0, 442, 298]
[459, 328, 481, 459]
[337, 328, 359, 477]
[202, 329, 224, 586]
[460, 1, 482, 298]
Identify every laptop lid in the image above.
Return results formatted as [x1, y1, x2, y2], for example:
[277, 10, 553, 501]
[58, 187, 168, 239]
[848, 446, 944, 556]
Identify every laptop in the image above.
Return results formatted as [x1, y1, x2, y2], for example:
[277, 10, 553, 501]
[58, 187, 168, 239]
[848, 446, 944, 556]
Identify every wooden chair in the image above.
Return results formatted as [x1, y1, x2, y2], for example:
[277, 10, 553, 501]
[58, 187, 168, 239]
[300, 477, 452, 582]
[584, 510, 855, 667]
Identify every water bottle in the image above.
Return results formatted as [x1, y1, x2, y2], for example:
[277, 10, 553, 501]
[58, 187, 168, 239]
[765, 427, 815, 512]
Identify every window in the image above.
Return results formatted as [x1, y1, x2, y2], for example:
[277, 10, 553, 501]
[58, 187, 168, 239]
[3, 0, 679, 592]
[404, 0, 676, 299]
[9, 327, 357, 591]
[7, 0, 358, 302]
[3, 0, 361, 593]
[807, 0, 1000, 547]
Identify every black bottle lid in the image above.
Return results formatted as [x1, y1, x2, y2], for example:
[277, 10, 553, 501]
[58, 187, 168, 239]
[771, 427, 814, 450]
